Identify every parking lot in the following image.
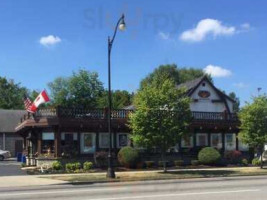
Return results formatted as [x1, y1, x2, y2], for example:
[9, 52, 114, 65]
[0, 159, 27, 176]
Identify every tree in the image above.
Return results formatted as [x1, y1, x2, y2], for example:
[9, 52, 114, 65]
[0, 77, 28, 109]
[48, 70, 104, 108]
[97, 90, 133, 109]
[239, 95, 267, 168]
[129, 75, 192, 172]
[140, 64, 211, 89]
[229, 92, 240, 112]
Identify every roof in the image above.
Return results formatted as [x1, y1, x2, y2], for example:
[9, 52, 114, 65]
[0, 109, 26, 133]
[123, 105, 135, 110]
[177, 76, 236, 103]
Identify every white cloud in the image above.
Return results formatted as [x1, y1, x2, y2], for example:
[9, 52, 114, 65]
[158, 32, 170, 40]
[203, 65, 232, 78]
[180, 19, 236, 42]
[241, 23, 250, 30]
[233, 82, 248, 88]
[39, 35, 61, 46]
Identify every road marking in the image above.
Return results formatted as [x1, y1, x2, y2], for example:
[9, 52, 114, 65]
[81, 189, 261, 200]
[0, 188, 260, 198]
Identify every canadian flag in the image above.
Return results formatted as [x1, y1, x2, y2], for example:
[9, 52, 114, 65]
[30, 90, 50, 112]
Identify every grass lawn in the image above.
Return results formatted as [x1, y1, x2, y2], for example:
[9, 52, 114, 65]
[44, 167, 267, 183]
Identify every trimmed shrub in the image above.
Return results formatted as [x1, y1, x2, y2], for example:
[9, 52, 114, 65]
[158, 161, 169, 167]
[242, 159, 248, 166]
[83, 162, 93, 170]
[174, 160, 184, 166]
[65, 162, 81, 172]
[118, 147, 139, 168]
[94, 151, 108, 168]
[191, 160, 199, 166]
[52, 161, 63, 170]
[198, 147, 221, 165]
[224, 150, 242, 164]
[145, 161, 154, 168]
[252, 158, 261, 166]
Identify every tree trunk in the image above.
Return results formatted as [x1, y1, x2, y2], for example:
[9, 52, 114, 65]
[261, 145, 264, 169]
[161, 150, 167, 173]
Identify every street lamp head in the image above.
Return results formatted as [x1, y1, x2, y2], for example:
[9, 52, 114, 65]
[119, 14, 126, 31]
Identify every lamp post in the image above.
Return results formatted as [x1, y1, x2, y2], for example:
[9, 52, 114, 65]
[107, 14, 126, 178]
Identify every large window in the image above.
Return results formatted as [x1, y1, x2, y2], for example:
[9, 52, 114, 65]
[211, 133, 222, 149]
[238, 139, 249, 151]
[99, 133, 114, 148]
[181, 135, 193, 148]
[42, 132, 55, 154]
[225, 133, 236, 151]
[80, 133, 96, 154]
[117, 133, 129, 148]
[196, 133, 208, 146]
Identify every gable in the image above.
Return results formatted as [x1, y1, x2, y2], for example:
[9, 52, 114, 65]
[188, 79, 234, 113]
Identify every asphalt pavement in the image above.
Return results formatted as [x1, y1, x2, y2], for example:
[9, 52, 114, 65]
[0, 175, 267, 200]
[0, 159, 27, 176]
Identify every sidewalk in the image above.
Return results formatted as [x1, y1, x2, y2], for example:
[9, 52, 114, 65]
[0, 166, 260, 188]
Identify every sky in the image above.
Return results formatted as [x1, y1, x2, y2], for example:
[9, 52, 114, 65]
[0, 0, 266, 105]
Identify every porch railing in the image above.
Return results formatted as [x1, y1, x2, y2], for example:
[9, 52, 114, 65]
[19, 107, 238, 123]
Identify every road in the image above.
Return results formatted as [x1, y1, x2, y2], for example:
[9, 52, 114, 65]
[0, 159, 27, 176]
[0, 175, 267, 200]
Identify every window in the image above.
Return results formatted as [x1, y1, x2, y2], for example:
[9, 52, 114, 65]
[99, 133, 114, 148]
[42, 132, 55, 153]
[196, 133, 208, 146]
[225, 133, 236, 151]
[211, 133, 222, 149]
[117, 133, 129, 148]
[238, 139, 249, 151]
[181, 135, 193, 148]
[80, 133, 96, 154]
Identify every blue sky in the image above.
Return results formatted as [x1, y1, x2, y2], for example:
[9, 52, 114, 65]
[0, 0, 266, 105]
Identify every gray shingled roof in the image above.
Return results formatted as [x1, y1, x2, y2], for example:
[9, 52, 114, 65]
[0, 109, 26, 133]
[176, 76, 205, 92]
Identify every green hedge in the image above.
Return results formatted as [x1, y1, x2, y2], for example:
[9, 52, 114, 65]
[198, 147, 221, 165]
[118, 147, 139, 168]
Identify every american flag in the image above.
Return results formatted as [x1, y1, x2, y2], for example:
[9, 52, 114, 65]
[23, 95, 33, 113]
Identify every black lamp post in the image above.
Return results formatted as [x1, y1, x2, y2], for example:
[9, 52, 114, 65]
[107, 14, 126, 178]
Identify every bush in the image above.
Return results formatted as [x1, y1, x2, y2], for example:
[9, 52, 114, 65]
[224, 150, 242, 164]
[198, 147, 221, 165]
[118, 147, 139, 168]
[252, 158, 261, 166]
[83, 161, 93, 170]
[52, 161, 63, 170]
[191, 160, 199, 166]
[158, 161, 169, 167]
[174, 160, 184, 166]
[145, 161, 154, 168]
[242, 159, 248, 166]
[65, 162, 81, 172]
[94, 151, 108, 168]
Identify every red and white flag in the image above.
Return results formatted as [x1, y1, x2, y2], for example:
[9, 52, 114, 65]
[23, 94, 34, 113]
[30, 90, 50, 112]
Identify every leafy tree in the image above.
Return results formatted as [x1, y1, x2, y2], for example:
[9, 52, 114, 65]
[97, 90, 133, 109]
[239, 95, 267, 168]
[229, 92, 240, 112]
[48, 70, 104, 108]
[0, 77, 28, 109]
[140, 64, 211, 89]
[130, 75, 192, 172]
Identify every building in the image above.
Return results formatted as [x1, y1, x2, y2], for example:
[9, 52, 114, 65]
[0, 109, 26, 156]
[15, 76, 250, 164]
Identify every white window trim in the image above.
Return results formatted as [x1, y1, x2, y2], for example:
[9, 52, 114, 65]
[99, 132, 114, 148]
[225, 133, 236, 151]
[80, 132, 96, 154]
[210, 133, 222, 149]
[196, 133, 208, 146]
[116, 133, 129, 148]
[181, 135, 193, 148]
